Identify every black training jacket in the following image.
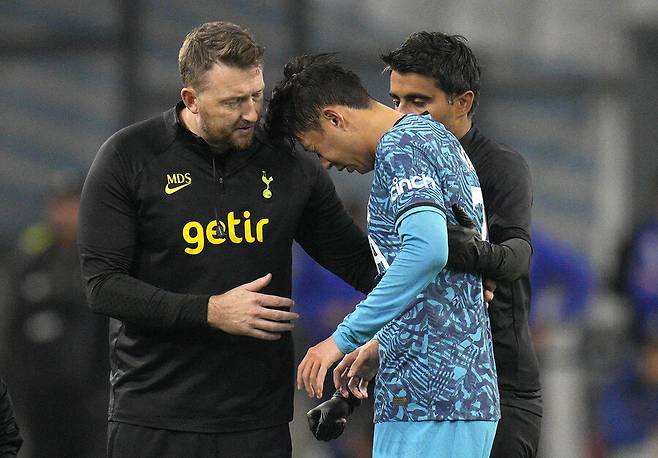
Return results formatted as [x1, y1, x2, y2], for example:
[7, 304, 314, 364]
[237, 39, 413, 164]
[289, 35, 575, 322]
[0, 377, 22, 456]
[78, 102, 376, 432]
[460, 125, 542, 416]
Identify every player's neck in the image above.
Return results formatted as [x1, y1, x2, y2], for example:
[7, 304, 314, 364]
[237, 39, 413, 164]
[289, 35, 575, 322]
[359, 101, 405, 152]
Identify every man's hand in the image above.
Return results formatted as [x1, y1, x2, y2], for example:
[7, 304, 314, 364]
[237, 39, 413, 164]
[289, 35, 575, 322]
[449, 204, 496, 303]
[297, 337, 344, 399]
[334, 339, 379, 399]
[484, 278, 497, 304]
[207, 273, 298, 340]
[306, 392, 360, 441]
[448, 203, 483, 272]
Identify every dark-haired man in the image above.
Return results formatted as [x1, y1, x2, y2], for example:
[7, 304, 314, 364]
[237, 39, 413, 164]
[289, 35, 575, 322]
[266, 53, 499, 458]
[333, 32, 541, 457]
[78, 22, 375, 457]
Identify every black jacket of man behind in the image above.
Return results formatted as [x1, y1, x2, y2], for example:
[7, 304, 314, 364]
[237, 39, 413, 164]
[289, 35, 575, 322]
[458, 125, 542, 416]
[78, 102, 376, 433]
[0, 377, 21, 457]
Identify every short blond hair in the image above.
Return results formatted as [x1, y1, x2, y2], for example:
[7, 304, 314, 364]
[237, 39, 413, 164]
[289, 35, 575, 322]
[178, 21, 264, 89]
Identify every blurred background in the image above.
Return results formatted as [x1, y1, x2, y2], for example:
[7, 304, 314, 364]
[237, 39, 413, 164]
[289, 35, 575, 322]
[1, 0, 657, 457]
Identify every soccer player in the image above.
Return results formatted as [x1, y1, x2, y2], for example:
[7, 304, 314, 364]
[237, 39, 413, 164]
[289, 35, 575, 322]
[266, 53, 499, 458]
[329, 32, 542, 457]
[78, 22, 375, 457]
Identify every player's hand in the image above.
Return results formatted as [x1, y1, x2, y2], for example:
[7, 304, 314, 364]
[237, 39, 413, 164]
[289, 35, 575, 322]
[298, 337, 344, 399]
[334, 339, 379, 399]
[207, 273, 298, 340]
[306, 392, 360, 441]
[447, 203, 485, 272]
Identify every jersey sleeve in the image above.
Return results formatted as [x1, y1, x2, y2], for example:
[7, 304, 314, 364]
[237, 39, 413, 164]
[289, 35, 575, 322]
[295, 158, 377, 295]
[78, 140, 209, 329]
[332, 208, 448, 353]
[378, 133, 447, 230]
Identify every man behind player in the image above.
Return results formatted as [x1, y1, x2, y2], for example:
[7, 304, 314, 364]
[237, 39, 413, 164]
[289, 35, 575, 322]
[266, 53, 499, 458]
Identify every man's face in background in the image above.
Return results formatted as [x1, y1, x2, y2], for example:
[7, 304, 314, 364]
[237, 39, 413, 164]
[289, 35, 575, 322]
[389, 70, 459, 134]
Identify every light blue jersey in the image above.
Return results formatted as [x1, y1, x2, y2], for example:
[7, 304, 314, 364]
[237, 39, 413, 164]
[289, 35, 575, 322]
[366, 113, 499, 423]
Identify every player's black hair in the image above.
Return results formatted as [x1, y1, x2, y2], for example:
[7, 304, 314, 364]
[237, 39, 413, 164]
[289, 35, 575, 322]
[381, 31, 481, 116]
[265, 53, 371, 147]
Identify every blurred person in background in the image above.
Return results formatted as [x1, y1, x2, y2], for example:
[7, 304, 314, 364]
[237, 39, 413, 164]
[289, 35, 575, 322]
[78, 21, 375, 458]
[526, 227, 594, 458]
[618, 175, 658, 344]
[0, 377, 22, 457]
[597, 325, 658, 457]
[0, 171, 107, 458]
[594, 174, 658, 457]
[529, 227, 593, 331]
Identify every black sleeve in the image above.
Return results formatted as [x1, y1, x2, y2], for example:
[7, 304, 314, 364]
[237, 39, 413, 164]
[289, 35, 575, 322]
[295, 162, 377, 294]
[479, 237, 532, 282]
[0, 378, 22, 457]
[485, 149, 532, 246]
[480, 149, 533, 280]
[78, 141, 209, 329]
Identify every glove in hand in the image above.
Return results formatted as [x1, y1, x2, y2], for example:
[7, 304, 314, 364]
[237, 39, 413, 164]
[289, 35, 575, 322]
[306, 392, 360, 441]
[447, 203, 484, 272]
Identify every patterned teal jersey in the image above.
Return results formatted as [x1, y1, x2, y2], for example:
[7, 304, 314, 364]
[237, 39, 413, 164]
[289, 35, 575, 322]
[368, 113, 500, 423]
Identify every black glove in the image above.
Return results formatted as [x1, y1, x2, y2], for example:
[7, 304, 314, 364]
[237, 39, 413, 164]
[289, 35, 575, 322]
[306, 391, 361, 441]
[448, 203, 512, 276]
[447, 203, 486, 273]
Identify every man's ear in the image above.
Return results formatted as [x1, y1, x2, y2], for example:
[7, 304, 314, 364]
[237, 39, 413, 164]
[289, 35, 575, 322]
[453, 91, 475, 117]
[181, 87, 200, 114]
[322, 107, 347, 130]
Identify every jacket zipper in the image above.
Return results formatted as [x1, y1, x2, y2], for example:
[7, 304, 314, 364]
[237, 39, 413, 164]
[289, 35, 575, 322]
[212, 156, 226, 238]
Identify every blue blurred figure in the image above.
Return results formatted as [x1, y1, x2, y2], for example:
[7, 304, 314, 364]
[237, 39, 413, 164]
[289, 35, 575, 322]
[530, 227, 594, 327]
[598, 332, 658, 456]
[623, 212, 658, 342]
[596, 183, 658, 456]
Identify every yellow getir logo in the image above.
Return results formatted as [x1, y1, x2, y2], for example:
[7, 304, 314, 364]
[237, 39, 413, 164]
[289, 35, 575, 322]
[165, 173, 192, 195]
[182, 211, 269, 255]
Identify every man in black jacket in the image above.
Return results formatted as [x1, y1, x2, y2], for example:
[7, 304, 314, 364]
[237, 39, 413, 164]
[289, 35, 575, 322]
[0, 377, 22, 457]
[315, 32, 542, 458]
[78, 21, 375, 457]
